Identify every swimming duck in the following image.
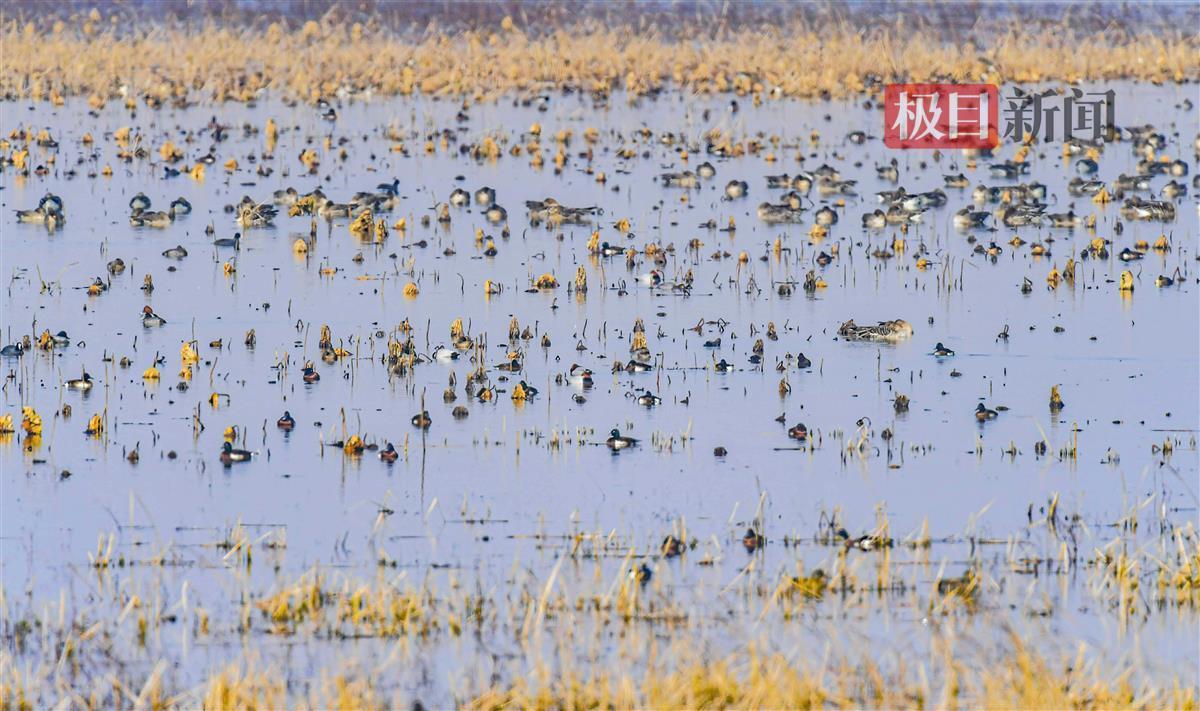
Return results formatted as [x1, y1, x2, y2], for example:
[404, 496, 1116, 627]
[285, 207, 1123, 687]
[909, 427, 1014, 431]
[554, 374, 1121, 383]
[219, 441, 253, 465]
[787, 422, 808, 440]
[632, 562, 652, 583]
[660, 171, 699, 188]
[625, 360, 653, 373]
[162, 244, 188, 259]
[837, 319, 913, 343]
[975, 403, 999, 421]
[485, 205, 508, 223]
[568, 364, 594, 388]
[724, 179, 749, 199]
[51, 330, 71, 346]
[795, 353, 813, 369]
[378, 443, 399, 462]
[1118, 247, 1144, 262]
[129, 193, 152, 211]
[756, 202, 805, 224]
[141, 305, 166, 327]
[65, 372, 94, 390]
[636, 391, 662, 407]
[130, 208, 174, 228]
[713, 359, 734, 372]
[37, 193, 63, 215]
[0, 343, 24, 357]
[1048, 211, 1080, 228]
[237, 202, 277, 228]
[277, 411, 295, 430]
[944, 173, 969, 188]
[932, 342, 955, 357]
[606, 428, 638, 450]
[449, 187, 470, 206]
[814, 205, 838, 226]
[302, 366, 320, 383]
[599, 242, 623, 257]
[212, 232, 241, 248]
[496, 358, 522, 372]
[170, 197, 192, 215]
[474, 186, 495, 205]
[696, 161, 716, 178]
[273, 187, 299, 205]
[876, 161, 899, 182]
[742, 528, 765, 552]
[432, 345, 459, 362]
[517, 381, 539, 397]
[411, 410, 432, 429]
[861, 209, 886, 229]
[375, 179, 400, 196]
[640, 269, 664, 287]
[953, 207, 989, 229]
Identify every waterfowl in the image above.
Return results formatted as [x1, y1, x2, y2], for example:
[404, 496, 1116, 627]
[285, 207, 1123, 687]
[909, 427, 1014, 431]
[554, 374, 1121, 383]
[302, 366, 320, 383]
[756, 202, 806, 224]
[817, 177, 857, 196]
[625, 360, 653, 373]
[411, 410, 432, 429]
[212, 232, 241, 248]
[795, 353, 812, 369]
[876, 161, 899, 181]
[640, 270, 664, 287]
[65, 372, 94, 390]
[975, 403, 999, 421]
[318, 200, 353, 219]
[170, 197, 192, 215]
[713, 359, 734, 372]
[495, 358, 522, 372]
[485, 205, 508, 223]
[474, 186, 495, 205]
[376, 178, 400, 196]
[932, 342, 955, 357]
[1118, 247, 1144, 262]
[219, 441, 253, 465]
[277, 411, 295, 430]
[1075, 158, 1099, 174]
[659, 171, 698, 188]
[861, 209, 886, 229]
[599, 242, 623, 257]
[632, 563, 652, 583]
[237, 201, 277, 227]
[766, 174, 792, 189]
[837, 319, 913, 343]
[814, 205, 838, 226]
[636, 391, 662, 407]
[1048, 211, 1080, 228]
[723, 179, 749, 199]
[0, 344, 24, 357]
[568, 364, 594, 388]
[432, 345, 459, 362]
[697, 162, 716, 178]
[606, 428, 638, 450]
[273, 187, 299, 205]
[141, 305, 166, 327]
[449, 187, 470, 206]
[378, 443, 399, 462]
[1068, 178, 1106, 195]
[38, 193, 64, 215]
[130, 208, 174, 228]
[742, 528, 764, 552]
[129, 193, 152, 211]
[525, 198, 598, 225]
[162, 244, 188, 259]
[953, 207, 989, 229]
[517, 381, 539, 397]
[944, 173, 969, 188]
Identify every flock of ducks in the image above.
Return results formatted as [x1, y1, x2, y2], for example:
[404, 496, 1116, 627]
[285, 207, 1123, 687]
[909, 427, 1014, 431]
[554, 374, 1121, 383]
[4, 87, 1196, 469]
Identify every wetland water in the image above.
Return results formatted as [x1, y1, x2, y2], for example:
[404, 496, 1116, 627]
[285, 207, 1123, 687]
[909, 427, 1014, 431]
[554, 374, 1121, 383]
[1, 81, 1197, 703]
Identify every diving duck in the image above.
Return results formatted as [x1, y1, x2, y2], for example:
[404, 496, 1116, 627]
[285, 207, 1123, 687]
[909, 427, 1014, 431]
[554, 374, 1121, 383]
[411, 410, 432, 429]
[277, 411, 295, 430]
[379, 443, 399, 462]
[141, 306, 166, 328]
[975, 403, 999, 421]
[606, 428, 638, 450]
[219, 441, 253, 465]
[65, 371, 94, 390]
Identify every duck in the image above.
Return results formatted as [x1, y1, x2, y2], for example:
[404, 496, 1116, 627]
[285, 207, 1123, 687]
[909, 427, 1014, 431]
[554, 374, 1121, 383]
[376, 179, 400, 196]
[212, 232, 241, 248]
[723, 179, 749, 199]
[0, 343, 24, 357]
[814, 205, 838, 226]
[302, 366, 320, 383]
[713, 359, 734, 372]
[932, 342, 955, 357]
[474, 186, 495, 205]
[659, 171, 698, 188]
[975, 403, 999, 421]
[65, 372, 94, 390]
[632, 562, 652, 583]
[625, 360, 653, 373]
[277, 411, 295, 430]
[162, 244, 188, 259]
[219, 441, 253, 465]
[273, 187, 299, 205]
[606, 428, 638, 450]
[170, 197, 192, 215]
[640, 270, 664, 287]
[861, 209, 886, 229]
[378, 443, 399, 462]
[432, 345, 459, 362]
[129, 193, 152, 211]
[141, 305, 166, 327]
[599, 242, 623, 257]
[742, 528, 765, 552]
[130, 208, 174, 228]
[636, 391, 662, 407]
[1118, 247, 1144, 262]
[568, 364, 594, 388]
[495, 358, 522, 372]
[517, 381, 539, 398]
[411, 410, 432, 429]
[449, 187, 470, 206]
[756, 202, 805, 224]
[485, 205, 508, 223]
[795, 353, 812, 369]
[1048, 211, 1079, 228]
[787, 422, 808, 440]
[51, 330, 71, 346]
[38, 193, 64, 215]
[944, 173, 970, 188]
[953, 207, 990, 229]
